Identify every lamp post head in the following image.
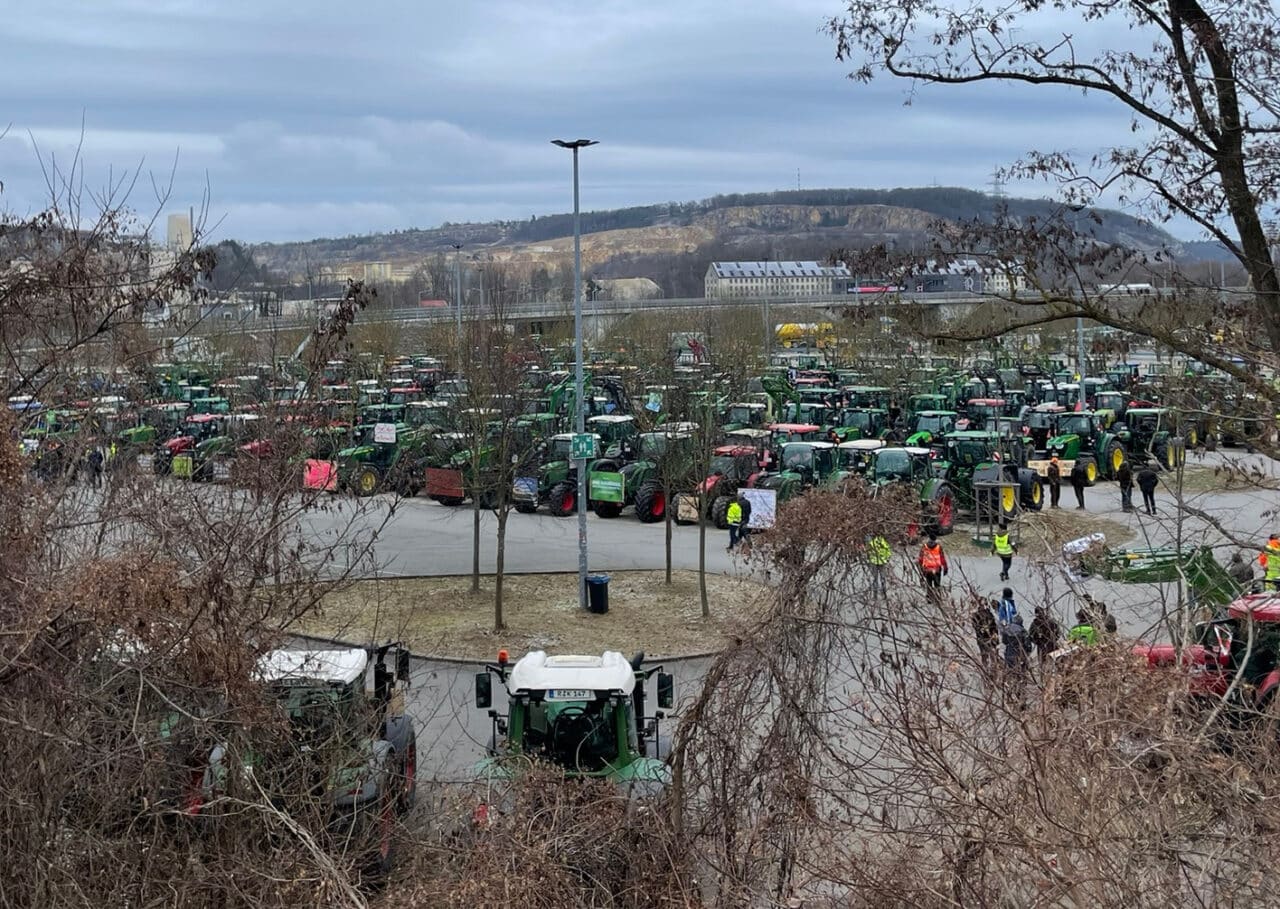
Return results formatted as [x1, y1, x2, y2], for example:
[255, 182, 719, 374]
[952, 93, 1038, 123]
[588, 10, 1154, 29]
[551, 139, 599, 150]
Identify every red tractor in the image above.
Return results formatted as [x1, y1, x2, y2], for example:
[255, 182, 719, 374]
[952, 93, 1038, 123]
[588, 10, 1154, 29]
[677, 442, 769, 528]
[1134, 592, 1280, 717]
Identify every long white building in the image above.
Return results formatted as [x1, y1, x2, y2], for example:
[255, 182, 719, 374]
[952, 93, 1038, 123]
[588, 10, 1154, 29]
[704, 260, 851, 299]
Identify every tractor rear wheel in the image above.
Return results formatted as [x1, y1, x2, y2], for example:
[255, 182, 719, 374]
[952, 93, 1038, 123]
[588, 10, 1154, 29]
[710, 496, 731, 529]
[1020, 473, 1043, 511]
[354, 465, 381, 497]
[1173, 438, 1187, 467]
[1105, 440, 1126, 478]
[594, 500, 622, 518]
[1155, 440, 1175, 471]
[547, 482, 577, 517]
[998, 484, 1019, 520]
[635, 482, 666, 523]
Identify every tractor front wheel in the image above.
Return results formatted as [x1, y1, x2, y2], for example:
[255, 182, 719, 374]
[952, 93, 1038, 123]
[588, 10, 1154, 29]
[1020, 473, 1043, 512]
[547, 482, 577, 517]
[1081, 457, 1098, 486]
[354, 465, 381, 497]
[635, 482, 666, 523]
[594, 500, 622, 519]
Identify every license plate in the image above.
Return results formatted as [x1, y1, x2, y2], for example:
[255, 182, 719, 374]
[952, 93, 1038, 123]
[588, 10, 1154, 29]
[545, 689, 592, 701]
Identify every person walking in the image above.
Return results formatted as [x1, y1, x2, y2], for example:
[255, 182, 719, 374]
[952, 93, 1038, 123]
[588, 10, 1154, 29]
[1116, 459, 1134, 512]
[1029, 605, 1062, 664]
[992, 523, 1017, 580]
[1136, 461, 1159, 515]
[867, 533, 891, 597]
[1067, 609, 1098, 646]
[917, 533, 949, 596]
[972, 599, 1000, 671]
[1069, 459, 1088, 509]
[1046, 456, 1062, 508]
[725, 497, 744, 551]
[1260, 534, 1280, 592]
[86, 446, 104, 488]
[1002, 614, 1032, 674]
[996, 587, 1019, 631]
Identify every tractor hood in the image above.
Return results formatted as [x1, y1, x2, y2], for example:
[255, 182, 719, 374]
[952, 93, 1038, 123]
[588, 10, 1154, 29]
[905, 430, 932, 447]
[337, 444, 373, 460]
[120, 425, 152, 443]
[699, 474, 724, 494]
[165, 435, 194, 454]
[241, 439, 272, 457]
[1046, 433, 1080, 450]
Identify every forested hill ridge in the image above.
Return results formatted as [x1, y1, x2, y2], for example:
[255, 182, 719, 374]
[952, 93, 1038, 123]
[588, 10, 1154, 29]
[248, 187, 1229, 291]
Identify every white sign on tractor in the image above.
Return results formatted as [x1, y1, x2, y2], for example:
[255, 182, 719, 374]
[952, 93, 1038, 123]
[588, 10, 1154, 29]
[373, 422, 397, 444]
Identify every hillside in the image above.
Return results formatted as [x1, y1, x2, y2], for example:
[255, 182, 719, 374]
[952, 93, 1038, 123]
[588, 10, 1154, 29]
[247, 187, 1228, 295]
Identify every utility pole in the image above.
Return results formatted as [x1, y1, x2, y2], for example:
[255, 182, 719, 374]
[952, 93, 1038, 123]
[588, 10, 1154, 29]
[552, 138, 598, 610]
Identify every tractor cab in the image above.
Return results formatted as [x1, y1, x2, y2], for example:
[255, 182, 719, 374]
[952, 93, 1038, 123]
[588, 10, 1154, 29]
[587, 414, 638, 458]
[844, 385, 892, 410]
[779, 441, 836, 483]
[1118, 407, 1185, 470]
[780, 401, 834, 427]
[404, 400, 452, 430]
[385, 385, 428, 407]
[1025, 403, 1067, 453]
[191, 396, 231, 415]
[723, 428, 774, 467]
[905, 410, 958, 446]
[723, 401, 768, 430]
[868, 446, 934, 486]
[836, 438, 886, 478]
[768, 422, 821, 445]
[474, 650, 674, 786]
[833, 408, 889, 441]
[962, 398, 1005, 432]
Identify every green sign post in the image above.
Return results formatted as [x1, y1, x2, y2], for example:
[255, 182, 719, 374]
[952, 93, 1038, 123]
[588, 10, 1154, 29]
[571, 433, 596, 460]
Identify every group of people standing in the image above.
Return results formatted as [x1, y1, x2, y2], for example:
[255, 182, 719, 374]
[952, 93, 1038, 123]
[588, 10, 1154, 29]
[1044, 455, 1161, 514]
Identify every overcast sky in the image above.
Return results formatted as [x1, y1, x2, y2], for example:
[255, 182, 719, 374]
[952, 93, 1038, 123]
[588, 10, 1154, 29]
[0, 0, 1172, 243]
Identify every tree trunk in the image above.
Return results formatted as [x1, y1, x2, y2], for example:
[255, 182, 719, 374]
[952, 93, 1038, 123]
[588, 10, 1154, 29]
[494, 505, 507, 631]
[698, 492, 709, 618]
[472, 494, 481, 595]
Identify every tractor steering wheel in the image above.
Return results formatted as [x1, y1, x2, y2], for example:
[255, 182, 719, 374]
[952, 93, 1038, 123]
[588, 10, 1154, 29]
[548, 706, 593, 767]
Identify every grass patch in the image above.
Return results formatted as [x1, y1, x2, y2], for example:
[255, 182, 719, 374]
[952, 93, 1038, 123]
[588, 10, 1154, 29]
[302, 569, 764, 660]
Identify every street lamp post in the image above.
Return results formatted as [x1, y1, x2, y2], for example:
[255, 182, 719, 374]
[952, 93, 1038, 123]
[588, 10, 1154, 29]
[451, 242, 463, 342]
[552, 137, 598, 610]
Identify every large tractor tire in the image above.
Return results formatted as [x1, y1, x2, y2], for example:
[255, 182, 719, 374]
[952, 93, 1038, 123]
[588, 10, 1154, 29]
[547, 482, 577, 517]
[927, 483, 956, 536]
[998, 483, 1019, 520]
[1173, 437, 1187, 468]
[1019, 471, 1044, 512]
[354, 465, 382, 497]
[1103, 440, 1127, 479]
[593, 500, 622, 518]
[1154, 439, 1178, 471]
[1079, 457, 1099, 487]
[710, 495, 731, 530]
[634, 482, 666, 523]
[1184, 425, 1199, 448]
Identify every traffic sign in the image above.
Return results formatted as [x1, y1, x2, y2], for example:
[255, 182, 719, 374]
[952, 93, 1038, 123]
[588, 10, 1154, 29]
[571, 433, 596, 460]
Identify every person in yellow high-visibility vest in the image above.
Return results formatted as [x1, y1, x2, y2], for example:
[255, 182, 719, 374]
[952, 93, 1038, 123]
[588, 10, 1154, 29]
[1261, 534, 1280, 591]
[726, 498, 743, 551]
[867, 534, 891, 597]
[992, 523, 1018, 581]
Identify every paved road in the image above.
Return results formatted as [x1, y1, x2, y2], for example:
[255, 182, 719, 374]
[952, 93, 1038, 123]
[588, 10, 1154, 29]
[295, 447, 1278, 779]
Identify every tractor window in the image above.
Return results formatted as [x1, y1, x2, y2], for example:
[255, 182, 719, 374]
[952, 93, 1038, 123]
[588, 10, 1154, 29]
[838, 447, 872, 472]
[709, 456, 737, 478]
[1058, 415, 1093, 436]
[840, 411, 872, 431]
[950, 440, 989, 466]
[526, 699, 619, 772]
[639, 434, 669, 459]
[548, 437, 573, 459]
[873, 449, 911, 483]
[781, 403, 802, 422]
[782, 445, 814, 472]
[914, 413, 954, 434]
[728, 405, 757, 425]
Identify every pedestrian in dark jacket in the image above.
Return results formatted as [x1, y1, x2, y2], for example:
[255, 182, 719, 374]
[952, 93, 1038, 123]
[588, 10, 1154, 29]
[1069, 460, 1088, 509]
[972, 600, 999, 671]
[1029, 605, 1061, 664]
[1116, 460, 1134, 512]
[1002, 614, 1032, 673]
[1046, 456, 1062, 508]
[1137, 463, 1159, 514]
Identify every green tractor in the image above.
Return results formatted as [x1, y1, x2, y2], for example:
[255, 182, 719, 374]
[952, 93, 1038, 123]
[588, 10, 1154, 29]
[200, 645, 417, 874]
[514, 415, 638, 517]
[905, 410, 958, 447]
[722, 401, 769, 431]
[1117, 407, 1188, 471]
[860, 445, 957, 536]
[1041, 410, 1127, 483]
[935, 430, 1043, 519]
[473, 650, 674, 793]
[751, 440, 839, 502]
[831, 407, 891, 442]
[588, 426, 698, 522]
[189, 413, 264, 481]
[336, 419, 430, 496]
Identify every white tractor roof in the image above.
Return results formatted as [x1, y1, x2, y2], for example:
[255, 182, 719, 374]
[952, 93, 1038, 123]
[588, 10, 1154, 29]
[507, 650, 635, 696]
[588, 414, 634, 424]
[839, 439, 886, 451]
[726, 428, 771, 439]
[258, 649, 368, 685]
